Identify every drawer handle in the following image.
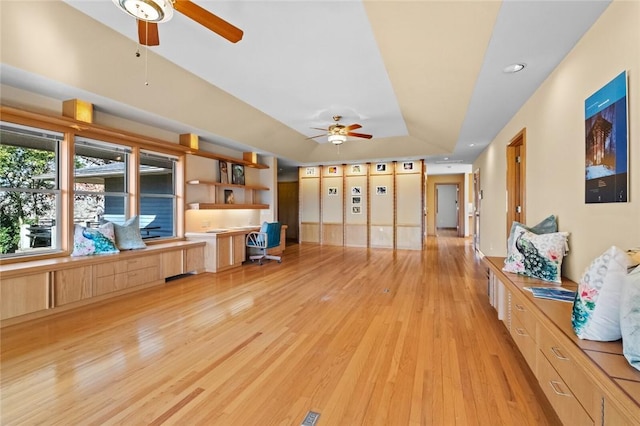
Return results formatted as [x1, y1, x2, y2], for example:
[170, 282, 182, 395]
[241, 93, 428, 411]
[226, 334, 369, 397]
[514, 304, 525, 312]
[515, 328, 528, 337]
[549, 380, 571, 397]
[551, 346, 569, 361]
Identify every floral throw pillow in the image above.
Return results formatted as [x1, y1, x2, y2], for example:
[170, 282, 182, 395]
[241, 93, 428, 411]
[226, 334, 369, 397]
[572, 246, 629, 341]
[71, 222, 119, 256]
[503, 225, 569, 283]
[621, 265, 640, 371]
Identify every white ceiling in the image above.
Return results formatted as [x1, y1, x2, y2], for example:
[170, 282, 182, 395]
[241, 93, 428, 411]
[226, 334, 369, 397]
[1, 0, 610, 173]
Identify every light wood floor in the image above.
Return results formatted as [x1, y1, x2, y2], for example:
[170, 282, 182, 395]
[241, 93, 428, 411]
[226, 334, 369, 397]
[1, 236, 560, 425]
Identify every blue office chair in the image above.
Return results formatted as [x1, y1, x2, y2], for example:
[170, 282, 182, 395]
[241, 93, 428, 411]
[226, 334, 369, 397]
[246, 222, 282, 265]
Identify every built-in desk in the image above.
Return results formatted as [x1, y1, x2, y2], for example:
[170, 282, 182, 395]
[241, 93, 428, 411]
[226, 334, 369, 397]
[485, 256, 640, 425]
[186, 225, 287, 273]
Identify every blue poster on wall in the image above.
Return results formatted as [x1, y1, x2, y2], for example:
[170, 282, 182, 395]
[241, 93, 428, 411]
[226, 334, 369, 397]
[584, 71, 628, 203]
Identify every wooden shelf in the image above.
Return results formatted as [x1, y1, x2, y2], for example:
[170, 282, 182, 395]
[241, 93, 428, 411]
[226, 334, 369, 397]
[187, 203, 269, 210]
[187, 149, 269, 169]
[187, 180, 269, 191]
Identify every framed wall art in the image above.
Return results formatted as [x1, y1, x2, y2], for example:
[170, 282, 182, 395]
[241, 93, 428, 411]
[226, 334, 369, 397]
[231, 164, 245, 185]
[585, 71, 628, 203]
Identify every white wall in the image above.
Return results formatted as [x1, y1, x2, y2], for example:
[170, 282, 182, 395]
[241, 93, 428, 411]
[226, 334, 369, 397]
[474, 0, 640, 281]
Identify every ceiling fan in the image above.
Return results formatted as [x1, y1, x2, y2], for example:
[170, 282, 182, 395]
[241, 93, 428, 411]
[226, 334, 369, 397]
[308, 115, 373, 145]
[112, 0, 243, 46]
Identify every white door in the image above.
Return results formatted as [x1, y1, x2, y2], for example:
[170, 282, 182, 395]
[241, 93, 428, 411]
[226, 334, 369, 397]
[436, 184, 458, 229]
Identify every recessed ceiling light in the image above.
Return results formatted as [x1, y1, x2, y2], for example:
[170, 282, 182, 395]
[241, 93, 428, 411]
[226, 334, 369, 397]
[503, 63, 526, 73]
[469, 143, 475, 147]
[444, 157, 449, 160]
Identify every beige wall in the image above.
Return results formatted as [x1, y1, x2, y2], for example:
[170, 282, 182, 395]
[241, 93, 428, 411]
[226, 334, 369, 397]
[473, 0, 640, 281]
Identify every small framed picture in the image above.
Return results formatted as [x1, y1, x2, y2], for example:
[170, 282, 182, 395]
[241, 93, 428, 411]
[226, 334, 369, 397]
[403, 162, 414, 171]
[352, 206, 361, 214]
[219, 160, 229, 183]
[224, 189, 234, 204]
[352, 196, 361, 204]
[328, 187, 338, 196]
[351, 164, 361, 174]
[328, 166, 338, 174]
[351, 186, 361, 195]
[231, 164, 245, 185]
[376, 163, 386, 172]
[376, 186, 387, 195]
[305, 167, 316, 176]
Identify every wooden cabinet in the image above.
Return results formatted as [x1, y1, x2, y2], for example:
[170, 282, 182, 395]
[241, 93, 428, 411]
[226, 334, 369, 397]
[216, 234, 233, 270]
[0, 272, 49, 320]
[537, 353, 594, 425]
[185, 245, 204, 273]
[0, 241, 205, 325]
[53, 266, 92, 306]
[163, 250, 184, 278]
[485, 257, 640, 426]
[233, 234, 246, 265]
[94, 254, 160, 296]
[186, 230, 253, 273]
[538, 325, 599, 420]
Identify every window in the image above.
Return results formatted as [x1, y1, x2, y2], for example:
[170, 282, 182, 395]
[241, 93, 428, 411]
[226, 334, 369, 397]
[74, 138, 130, 227]
[0, 122, 62, 256]
[139, 151, 177, 239]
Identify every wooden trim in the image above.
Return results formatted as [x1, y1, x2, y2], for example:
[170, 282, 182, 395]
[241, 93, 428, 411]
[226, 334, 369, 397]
[1, 105, 189, 155]
[187, 148, 268, 169]
[506, 128, 526, 237]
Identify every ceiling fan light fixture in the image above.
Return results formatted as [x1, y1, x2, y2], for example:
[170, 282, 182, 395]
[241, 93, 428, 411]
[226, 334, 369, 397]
[112, 0, 173, 23]
[328, 134, 347, 145]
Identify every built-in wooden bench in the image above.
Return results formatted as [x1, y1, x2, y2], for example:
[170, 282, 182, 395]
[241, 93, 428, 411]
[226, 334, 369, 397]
[485, 256, 640, 425]
[0, 240, 205, 327]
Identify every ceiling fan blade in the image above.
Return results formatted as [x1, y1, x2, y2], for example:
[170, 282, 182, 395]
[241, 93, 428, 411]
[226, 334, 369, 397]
[138, 20, 159, 46]
[347, 132, 373, 139]
[305, 134, 326, 140]
[344, 124, 362, 131]
[173, 0, 243, 43]
[311, 127, 328, 131]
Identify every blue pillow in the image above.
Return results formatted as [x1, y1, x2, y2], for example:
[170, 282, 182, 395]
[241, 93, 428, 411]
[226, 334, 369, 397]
[507, 215, 557, 251]
[112, 215, 146, 250]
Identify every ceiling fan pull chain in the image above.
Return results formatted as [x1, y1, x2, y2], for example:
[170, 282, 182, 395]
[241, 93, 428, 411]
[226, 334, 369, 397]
[144, 22, 149, 86]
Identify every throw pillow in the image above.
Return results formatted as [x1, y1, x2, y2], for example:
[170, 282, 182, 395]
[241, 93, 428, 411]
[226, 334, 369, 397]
[503, 225, 569, 283]
[621, 265, 640, 371]
[507, 215, 557, 252]
[112, 215, 146, 250]
[71, 222, 119, 256]
[572, 246, 629, 341]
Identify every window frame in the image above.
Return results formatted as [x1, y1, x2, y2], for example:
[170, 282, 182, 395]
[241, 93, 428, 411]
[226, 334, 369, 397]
[0, 106, 189, 263]
[0, 122, 63, 257]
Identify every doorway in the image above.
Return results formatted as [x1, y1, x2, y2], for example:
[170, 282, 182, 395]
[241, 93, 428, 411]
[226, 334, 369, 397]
[473, 169, 481, 252]
[435, 183, 460, 236]
[506, 129, 526, 237]
[277, 181, 299, 242]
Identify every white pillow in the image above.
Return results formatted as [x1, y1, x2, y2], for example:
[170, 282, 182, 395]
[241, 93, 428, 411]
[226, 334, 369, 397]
[572, 246, 629, 341]
[621, 265, 640, 371]
[503, 225, 569, 283]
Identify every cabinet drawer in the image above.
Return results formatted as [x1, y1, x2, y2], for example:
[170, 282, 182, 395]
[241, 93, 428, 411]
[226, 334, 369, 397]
[125, 266, 160, 288]
[538, 326, 598, 419]
[94, 274, 127, 296]
[511, 314, 537, 372]
[94, 261, 127, 278]
[537, 353, 593, 426]
[511, 296, 536, 338]
[124, 255, 160, 272]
